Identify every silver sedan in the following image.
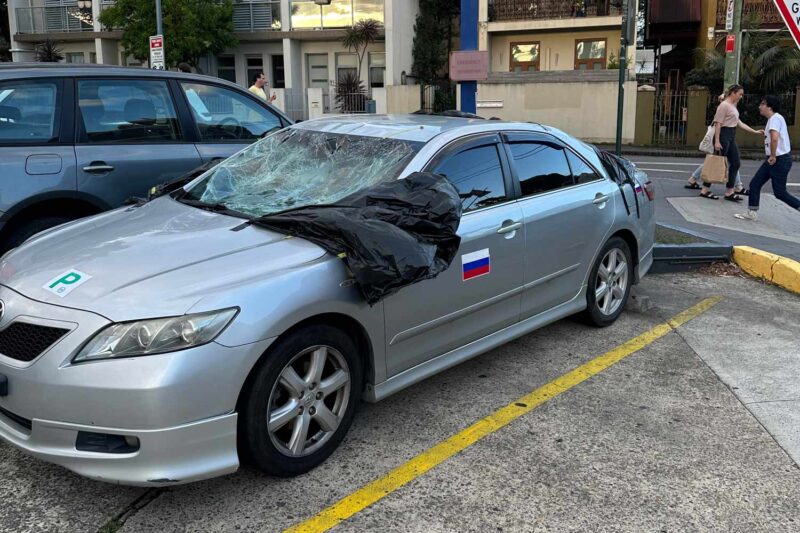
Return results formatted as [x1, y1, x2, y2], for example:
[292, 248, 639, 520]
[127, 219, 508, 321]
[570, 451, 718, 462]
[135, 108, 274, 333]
[0, 114, 655, 485]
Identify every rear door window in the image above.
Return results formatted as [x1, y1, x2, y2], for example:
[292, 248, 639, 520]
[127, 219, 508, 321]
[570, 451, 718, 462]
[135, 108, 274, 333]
[77, 79, 182, 143]
[0, 80, 61, 144]
[566, 150, 603, 185]
[433, 144, 508, 212]
[507, 142, 573, 197]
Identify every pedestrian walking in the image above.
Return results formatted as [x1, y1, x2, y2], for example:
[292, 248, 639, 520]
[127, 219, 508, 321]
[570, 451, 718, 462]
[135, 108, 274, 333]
[698, 85, 763, 202]
[735, 95, 800, 221]
[249, 72, 277, 104]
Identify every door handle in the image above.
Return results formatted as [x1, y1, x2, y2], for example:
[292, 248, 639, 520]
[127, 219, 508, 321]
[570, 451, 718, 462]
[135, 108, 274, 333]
[496, 221, 522, 234]
[592, 193, 610, 205]
[82, 162, 114, 173]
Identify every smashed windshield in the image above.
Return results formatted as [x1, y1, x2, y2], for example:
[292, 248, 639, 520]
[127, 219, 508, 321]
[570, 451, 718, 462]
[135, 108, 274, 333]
[181, 128, 423, 218]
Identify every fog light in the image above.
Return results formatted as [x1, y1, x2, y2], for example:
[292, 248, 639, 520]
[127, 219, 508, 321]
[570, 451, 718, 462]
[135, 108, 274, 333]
[76, 431, 140, 454]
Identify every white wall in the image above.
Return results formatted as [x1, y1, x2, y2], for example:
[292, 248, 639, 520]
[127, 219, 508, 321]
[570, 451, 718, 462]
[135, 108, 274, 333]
[385, 0, 419, 86]
[475, 80, 638, 143]
[386, 85, 421, 114]
[373, 87, 387, 114]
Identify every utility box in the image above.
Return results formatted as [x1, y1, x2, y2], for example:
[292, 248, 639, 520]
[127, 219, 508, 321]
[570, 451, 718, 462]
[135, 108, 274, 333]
[365, 99, 377, 114]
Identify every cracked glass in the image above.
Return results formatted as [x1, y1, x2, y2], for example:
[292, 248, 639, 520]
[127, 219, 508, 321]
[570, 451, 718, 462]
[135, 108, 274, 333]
[182, 128, 423, 218]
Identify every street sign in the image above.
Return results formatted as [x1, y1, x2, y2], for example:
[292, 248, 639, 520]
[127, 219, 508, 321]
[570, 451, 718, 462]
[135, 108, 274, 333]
[726, 0, 735, 31]
[773, 1, 800, 49]
[149, 35, 165, 70]
[726, 34, 736, 53]
[449, 51, 489, 82]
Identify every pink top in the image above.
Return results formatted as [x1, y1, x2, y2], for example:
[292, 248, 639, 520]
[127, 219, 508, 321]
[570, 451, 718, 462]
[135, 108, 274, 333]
[713, 101, 740, 128]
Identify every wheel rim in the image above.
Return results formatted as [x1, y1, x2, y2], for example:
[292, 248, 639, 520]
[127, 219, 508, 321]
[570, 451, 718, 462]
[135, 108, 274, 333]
[267, 345, 351, 458]
[595, 248, 629, 317]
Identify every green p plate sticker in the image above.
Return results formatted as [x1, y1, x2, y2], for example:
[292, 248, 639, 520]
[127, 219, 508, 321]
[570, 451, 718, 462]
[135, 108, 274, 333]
[43, 270, 91, 298]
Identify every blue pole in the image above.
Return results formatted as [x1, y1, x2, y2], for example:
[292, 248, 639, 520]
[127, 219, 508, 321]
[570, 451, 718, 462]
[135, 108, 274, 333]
[460, 0, 478, 114]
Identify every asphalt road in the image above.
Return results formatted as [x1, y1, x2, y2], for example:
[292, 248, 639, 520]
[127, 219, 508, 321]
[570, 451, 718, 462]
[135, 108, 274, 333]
[628, 155, 800, 261]
[1, 272, 799, 533]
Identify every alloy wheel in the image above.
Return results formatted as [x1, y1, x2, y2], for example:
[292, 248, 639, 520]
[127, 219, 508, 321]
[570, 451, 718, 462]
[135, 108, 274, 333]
[595, 248, 629, 317]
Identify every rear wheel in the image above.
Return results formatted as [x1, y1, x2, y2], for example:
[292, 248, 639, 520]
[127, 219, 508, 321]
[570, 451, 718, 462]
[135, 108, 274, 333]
[239, 325, 362, 477]
[581, 237, 632, 327]
[5, 216, 73, 251]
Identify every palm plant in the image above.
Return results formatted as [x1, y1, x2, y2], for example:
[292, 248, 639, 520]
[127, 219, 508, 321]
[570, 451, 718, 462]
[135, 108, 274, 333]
[335, 71, 367, 113]
[36, 39, 64, 62]
[341, 18, 382, 82]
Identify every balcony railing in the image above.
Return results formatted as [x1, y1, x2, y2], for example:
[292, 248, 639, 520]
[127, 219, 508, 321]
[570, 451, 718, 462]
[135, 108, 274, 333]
[233, 0, 281, 32]
[488, 0, 622, 23]
[716, 0, 782, 27]
[15, 5, 94, 34]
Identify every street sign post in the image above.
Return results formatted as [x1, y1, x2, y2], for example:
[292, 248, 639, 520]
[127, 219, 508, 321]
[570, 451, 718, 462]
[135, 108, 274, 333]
[726, 0, 735, 31]
[149, 35, 165, 70]
[773, 1, 800, 49]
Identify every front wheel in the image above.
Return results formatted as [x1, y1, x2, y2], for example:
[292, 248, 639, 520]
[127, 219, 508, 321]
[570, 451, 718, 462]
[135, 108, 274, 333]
[581, 237, 633, 327]
[239, 325, 362, 477]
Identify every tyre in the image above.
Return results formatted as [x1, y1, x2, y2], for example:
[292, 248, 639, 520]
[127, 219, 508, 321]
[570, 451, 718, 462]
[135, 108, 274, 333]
[581, 237, 633, 327]
[5, 216, 73, 251]
[239, 324, 362, 477]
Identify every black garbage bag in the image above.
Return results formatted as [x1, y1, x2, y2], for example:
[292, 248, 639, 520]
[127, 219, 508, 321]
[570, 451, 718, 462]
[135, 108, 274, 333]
[251, 172, 462, 305]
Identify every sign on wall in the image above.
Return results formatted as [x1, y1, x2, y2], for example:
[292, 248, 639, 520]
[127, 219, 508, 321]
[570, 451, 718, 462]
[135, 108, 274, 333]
[773, 1, 800, 49]
[449, 51, 489, 82]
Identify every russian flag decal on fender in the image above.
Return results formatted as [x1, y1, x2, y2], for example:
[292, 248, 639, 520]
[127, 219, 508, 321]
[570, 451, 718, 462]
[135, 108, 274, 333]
[462, 249, 491, 281]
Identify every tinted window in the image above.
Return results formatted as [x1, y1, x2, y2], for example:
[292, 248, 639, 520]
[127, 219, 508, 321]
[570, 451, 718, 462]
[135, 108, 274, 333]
[509, 142, 572, 196]
[181, 82, 282, 142]
[566, 150, 602, 185]
[434, 144, 508, 212]
[78, 79, 181, 143]
[0, 80, 60, 144]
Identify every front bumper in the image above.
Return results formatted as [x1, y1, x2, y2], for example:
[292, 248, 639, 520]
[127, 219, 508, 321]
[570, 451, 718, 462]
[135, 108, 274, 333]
[0, 285, 274, 485]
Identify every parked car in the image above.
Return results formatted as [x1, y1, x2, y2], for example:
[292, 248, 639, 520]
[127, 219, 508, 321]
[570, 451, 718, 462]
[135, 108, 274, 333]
[0, 64, 292, 252]
[0, 114, 655, 486]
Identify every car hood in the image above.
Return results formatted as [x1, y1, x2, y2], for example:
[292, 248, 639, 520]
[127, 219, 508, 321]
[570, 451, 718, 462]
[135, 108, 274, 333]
[0, 197, 328, 321]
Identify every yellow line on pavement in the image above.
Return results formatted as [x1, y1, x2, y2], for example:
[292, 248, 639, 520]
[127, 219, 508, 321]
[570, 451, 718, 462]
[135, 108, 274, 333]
[284, 296, 722, 533]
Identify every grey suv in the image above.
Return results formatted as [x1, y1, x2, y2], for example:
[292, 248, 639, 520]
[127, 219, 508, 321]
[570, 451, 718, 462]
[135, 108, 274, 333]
[0, 64, 291, 251]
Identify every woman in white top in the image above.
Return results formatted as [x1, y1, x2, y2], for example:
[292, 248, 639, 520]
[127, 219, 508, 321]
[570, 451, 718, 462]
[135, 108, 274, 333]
[735, 95, 800, 221]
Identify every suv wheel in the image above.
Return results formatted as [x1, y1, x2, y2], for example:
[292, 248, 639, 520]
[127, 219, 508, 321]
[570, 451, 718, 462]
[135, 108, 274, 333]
[239, 324, 362, 477]
[581, 237, 633, 327]
[6, 216, 73, 250]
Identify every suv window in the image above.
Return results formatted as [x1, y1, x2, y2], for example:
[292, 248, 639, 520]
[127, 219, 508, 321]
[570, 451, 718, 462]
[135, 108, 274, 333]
[77, 79, 181, 143]
[181, 82, 282, 142]
[508, 142, 572, 197]
[0, 80, 60, 144]
[433, 144, 508, 212]
[566, 150, 602, 185]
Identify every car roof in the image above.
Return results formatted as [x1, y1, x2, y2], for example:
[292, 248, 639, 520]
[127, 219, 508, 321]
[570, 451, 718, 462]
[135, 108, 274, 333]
[0, 63, 239, 85]
[293, 114, 549, 143]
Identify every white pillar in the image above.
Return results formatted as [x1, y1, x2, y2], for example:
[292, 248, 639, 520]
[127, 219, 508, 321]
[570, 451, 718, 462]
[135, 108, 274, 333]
[385, 0, 419, 86]
[8, 0, 36, 62]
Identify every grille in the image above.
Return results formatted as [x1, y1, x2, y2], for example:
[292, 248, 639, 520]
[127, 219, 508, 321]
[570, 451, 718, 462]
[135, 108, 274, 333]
[0, 322, 70, 362]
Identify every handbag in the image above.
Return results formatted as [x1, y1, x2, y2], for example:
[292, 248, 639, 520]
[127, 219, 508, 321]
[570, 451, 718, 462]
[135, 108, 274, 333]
[701, 152, 728, 184]
[699, 125, 715, 154]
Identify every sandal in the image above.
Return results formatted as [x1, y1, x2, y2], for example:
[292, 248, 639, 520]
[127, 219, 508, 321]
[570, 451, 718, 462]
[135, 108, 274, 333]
[735, 188, 750, 196]
[724, 194, 743, 202]
[699, 191, 719, 200]
[684, 182, 701, 190]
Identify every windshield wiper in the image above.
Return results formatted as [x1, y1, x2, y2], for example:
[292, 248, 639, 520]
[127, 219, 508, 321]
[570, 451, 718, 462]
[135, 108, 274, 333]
[177, 198, 253, 220]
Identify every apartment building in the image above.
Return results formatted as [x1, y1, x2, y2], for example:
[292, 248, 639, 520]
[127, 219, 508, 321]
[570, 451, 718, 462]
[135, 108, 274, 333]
[6, 0, 418, 117]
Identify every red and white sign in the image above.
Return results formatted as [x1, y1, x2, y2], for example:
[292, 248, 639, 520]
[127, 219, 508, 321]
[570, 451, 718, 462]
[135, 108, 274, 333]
[149, 35, 165, 70]
[773, 1, 800, 49]
[449, 51, 489, 82]
[725, 34, 736, 54]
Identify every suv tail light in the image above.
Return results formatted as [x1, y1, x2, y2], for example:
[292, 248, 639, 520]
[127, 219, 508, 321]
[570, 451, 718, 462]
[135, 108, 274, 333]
[643, 181, 655, 201]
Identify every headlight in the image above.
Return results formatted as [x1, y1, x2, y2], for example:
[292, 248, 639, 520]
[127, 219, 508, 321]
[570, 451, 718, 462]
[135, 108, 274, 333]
[73, 308, 238, 363]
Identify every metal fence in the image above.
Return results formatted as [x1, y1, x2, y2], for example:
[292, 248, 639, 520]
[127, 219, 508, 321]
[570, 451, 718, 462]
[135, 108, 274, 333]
[420, 81, 456, 113]
[488, 0, 621, 22]
[715, 0, 782, 27]
[15, 6, 94, 33]
[232, 0, 281, 32]
[705, 92, 797, 128]
[283, 88, 306, 122]
[653, 89, 689, 145]
[334, 92, 368, 114]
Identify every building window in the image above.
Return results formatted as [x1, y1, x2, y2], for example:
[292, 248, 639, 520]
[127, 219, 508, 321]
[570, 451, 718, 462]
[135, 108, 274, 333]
[291, 0, 384, 29]
[369, 52, 385, 87]
[510, 42, 540, 72]
[66, 52, 85, 64]
[336, 53, 358, 83]
[89, 52, 97, 64]
[217, 56, 237, 83]
[575, 38, 606, 70]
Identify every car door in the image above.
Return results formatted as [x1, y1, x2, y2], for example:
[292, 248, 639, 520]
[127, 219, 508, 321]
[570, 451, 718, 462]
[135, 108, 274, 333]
[502, 132, 616, 319]
[74, 77, 203, 208]
[0, 77, 76, 221]
[383, 134, 525, 377]
[176, 81, 286, 163]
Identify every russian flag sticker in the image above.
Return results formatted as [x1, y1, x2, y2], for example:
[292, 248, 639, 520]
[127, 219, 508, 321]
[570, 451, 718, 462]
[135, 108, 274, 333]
[462, 249, 491, 281]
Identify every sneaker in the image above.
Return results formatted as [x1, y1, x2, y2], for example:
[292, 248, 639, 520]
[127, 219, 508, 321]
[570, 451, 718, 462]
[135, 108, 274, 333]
[734, 210, 758, 221]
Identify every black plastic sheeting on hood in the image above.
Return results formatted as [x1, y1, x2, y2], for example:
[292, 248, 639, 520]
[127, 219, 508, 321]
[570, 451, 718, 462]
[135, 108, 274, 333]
[250, 172, 462, 305]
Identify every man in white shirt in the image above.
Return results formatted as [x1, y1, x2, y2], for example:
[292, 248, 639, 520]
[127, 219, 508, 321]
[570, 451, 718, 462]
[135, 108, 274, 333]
[248, 72, 276, 104]
[735, 95, 800, 221]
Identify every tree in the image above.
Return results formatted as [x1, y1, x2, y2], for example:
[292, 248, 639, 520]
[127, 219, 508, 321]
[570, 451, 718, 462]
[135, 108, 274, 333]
[99, 0, 238, 70]
[412, 0, 460, 83]
[686, 15, 800, 95]
[36, 40, 64, 62]
[341, 18, 382, 82]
